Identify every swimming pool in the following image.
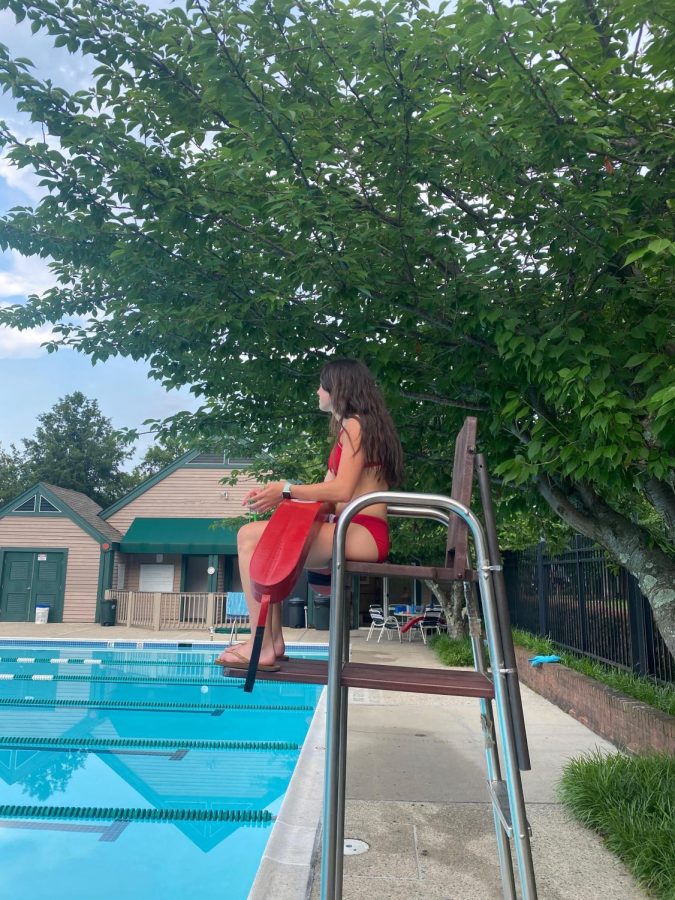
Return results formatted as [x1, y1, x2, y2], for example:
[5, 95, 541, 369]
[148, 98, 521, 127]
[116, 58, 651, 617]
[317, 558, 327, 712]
[0, 640, 325, 900]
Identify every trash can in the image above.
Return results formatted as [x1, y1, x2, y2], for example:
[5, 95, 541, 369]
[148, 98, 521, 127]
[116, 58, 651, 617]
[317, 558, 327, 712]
[286, 597, 306, 629]
[100, 599, 117, 626]
[35, 605, 49, 625]
[313, 595, 330, 631]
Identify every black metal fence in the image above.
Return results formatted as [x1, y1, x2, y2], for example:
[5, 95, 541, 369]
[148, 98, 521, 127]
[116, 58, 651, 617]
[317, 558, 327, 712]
[503, 536, 674, 684]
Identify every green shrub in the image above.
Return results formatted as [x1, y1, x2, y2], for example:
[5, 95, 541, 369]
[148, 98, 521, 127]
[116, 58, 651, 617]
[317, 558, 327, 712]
[428, 634, 475, 667]
[559, 751, 675, 898]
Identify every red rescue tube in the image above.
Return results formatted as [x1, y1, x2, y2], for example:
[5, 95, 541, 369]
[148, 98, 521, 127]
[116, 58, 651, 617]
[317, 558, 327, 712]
[249, 500, 329, 603]
[243, 500, 329, 693]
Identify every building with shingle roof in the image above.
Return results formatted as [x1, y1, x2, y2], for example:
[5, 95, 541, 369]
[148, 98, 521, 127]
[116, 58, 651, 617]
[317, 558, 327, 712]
[0, 453, 260, 624]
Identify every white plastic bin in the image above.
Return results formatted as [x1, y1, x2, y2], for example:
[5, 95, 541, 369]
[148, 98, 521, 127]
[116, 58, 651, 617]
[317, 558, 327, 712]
[35, 606, 49, 624]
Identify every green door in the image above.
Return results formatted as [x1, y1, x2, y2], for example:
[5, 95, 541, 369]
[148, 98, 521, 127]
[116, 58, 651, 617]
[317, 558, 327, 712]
[0, 552, 65, 622]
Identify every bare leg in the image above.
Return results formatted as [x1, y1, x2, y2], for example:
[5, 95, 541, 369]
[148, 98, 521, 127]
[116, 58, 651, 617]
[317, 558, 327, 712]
[215, 521, 278, 667]
[270, 604, 285, 657]
[215, 518, 380, 665]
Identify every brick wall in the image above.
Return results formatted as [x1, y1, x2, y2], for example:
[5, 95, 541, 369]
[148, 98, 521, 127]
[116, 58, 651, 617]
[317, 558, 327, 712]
[514, 645, 674, 755]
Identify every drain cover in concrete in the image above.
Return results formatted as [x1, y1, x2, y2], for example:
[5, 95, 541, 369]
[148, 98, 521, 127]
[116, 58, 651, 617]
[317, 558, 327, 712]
[344, 838, 369, 856]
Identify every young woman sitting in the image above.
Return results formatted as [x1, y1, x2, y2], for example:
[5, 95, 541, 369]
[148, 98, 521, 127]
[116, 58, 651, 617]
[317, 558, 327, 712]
[215, 358, 404, 670]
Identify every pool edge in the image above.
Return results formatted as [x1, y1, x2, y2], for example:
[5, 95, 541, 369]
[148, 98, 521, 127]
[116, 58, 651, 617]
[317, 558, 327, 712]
[248, 688, 326, 900]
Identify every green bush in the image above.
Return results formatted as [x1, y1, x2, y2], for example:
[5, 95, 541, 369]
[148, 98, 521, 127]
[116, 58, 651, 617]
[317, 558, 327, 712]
[428, 634, 475, 667]
[559, 752, 675, 898]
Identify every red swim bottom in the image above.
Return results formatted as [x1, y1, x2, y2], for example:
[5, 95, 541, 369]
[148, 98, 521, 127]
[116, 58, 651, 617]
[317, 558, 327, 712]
[307, 515, 390, 595]
[349, 513, 390, 563]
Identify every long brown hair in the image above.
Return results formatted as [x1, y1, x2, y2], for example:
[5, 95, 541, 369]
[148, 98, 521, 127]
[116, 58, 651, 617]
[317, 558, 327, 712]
[320, 359, 404, 487]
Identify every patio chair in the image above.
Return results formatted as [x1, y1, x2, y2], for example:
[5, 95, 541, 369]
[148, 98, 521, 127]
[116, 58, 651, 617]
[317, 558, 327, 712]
[417, 609, 443, 644]
[366, 607, 401, 643]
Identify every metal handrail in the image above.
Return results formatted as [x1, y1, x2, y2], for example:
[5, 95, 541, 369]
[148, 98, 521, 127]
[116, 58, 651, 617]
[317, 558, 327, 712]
[320, 490, 537, 900]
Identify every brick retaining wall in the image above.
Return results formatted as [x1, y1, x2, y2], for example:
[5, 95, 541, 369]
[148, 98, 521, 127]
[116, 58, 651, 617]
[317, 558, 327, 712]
[514, 645, 675, 755]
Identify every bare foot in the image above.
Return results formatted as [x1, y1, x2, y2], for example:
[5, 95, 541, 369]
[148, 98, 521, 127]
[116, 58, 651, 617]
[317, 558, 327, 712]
[214, 646, 279, 671]
[215, 641, 252, 663]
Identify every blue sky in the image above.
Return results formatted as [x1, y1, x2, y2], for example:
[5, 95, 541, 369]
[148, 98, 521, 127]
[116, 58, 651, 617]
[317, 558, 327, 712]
[0, 3, 199, 464]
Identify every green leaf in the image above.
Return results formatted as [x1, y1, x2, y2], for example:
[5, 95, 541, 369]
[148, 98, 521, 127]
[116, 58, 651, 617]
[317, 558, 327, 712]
[647, 238, 671, 255]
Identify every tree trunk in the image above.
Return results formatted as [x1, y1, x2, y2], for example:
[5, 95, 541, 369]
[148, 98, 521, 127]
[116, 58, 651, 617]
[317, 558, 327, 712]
[537, 476, 675, 657]
[643, 478, 675, 546]
[423, 579, 467, 639]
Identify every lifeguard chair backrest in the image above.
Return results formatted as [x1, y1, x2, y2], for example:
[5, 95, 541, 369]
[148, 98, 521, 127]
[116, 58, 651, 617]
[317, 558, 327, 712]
[445, 417, 477, 579]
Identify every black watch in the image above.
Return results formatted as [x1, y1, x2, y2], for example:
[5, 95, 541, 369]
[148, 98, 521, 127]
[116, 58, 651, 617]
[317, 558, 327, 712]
[281, 481, 294, 500]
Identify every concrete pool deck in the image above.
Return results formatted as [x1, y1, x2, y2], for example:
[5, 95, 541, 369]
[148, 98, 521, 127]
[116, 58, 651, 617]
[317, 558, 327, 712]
[0, 622, 646, 899]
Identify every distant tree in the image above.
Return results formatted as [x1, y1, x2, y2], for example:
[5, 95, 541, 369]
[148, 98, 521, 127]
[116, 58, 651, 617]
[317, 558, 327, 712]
[131, 436, 195, 482]
[0, 443, 27, 506]
[22, 392, 134, 506]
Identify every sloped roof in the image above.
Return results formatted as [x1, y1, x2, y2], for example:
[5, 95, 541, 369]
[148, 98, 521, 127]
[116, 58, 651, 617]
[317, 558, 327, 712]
[39, 483, 122, 543]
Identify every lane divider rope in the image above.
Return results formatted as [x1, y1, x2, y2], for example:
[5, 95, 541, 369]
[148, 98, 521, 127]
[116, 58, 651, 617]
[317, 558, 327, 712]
[1, 673, 247, 686]
[0, 805, 273, 823]
[0, 736, 299, 751]
[0, 697, 314, 712]
[6, 656, 226, 666]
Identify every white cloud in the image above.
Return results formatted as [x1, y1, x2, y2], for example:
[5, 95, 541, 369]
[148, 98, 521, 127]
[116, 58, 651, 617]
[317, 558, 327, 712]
[0, 152, 45, 204]
[0, 251, 56, 298]
[0, 309, 58, 358]
[0, 252, 60, 358]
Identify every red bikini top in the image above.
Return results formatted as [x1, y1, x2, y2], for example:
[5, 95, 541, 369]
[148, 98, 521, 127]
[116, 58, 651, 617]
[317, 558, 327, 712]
[327, 438, 343, 475]
[327, 429, 379, 475]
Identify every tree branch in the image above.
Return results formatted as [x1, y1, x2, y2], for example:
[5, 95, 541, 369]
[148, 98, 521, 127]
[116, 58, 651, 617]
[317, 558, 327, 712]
[400, 391, 488, 412]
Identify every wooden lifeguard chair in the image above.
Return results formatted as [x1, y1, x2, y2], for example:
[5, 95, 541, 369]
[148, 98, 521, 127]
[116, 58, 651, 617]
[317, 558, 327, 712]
[225, 418, 537, 899]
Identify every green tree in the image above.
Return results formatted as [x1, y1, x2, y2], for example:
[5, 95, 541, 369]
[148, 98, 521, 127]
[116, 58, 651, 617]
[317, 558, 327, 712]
[22, 392, 134, 506]
[0, 443, 27, 506]
[131, 435, 195, 482]
[0, 0, 673, 650]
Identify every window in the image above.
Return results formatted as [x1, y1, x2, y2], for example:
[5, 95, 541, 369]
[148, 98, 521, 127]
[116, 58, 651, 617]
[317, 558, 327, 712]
[116, 563, 126, 590]
[138, 564, 174, 592]
[39, 496, 59, 512]
[14, 496, 36, 512]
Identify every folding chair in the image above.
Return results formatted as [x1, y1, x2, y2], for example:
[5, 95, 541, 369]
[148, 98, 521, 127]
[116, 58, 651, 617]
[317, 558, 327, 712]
[417, 609, 443, 644]
[366, 606, 401, 642]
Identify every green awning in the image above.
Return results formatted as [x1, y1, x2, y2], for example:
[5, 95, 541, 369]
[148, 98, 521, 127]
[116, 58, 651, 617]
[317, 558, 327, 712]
[119, 518, 238, 554]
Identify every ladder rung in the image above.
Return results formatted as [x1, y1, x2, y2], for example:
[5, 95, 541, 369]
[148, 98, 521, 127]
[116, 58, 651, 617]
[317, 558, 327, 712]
[488, 780, 532, 838]
[225, 659, 495, 697]
[489, 780, 513, 837]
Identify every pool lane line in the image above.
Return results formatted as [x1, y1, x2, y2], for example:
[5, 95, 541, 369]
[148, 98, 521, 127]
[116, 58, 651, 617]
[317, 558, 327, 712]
[0, 805, 273, 823]
[0, 697, 314, 712]
[0, 736, 300, 751]
[3, 656, 232, 666]
[0, 672, 247, 686]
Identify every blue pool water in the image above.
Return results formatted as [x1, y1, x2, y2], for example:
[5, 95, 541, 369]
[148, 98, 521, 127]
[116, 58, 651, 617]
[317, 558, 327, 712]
[0, 641, 324, 900]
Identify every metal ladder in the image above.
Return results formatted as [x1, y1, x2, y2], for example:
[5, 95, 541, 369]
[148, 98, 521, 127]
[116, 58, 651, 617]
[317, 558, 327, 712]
[321, 490, 538, 900]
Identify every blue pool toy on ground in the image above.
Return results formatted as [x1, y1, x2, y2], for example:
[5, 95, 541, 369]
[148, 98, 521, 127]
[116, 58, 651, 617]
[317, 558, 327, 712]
[528, 655, 561, 667]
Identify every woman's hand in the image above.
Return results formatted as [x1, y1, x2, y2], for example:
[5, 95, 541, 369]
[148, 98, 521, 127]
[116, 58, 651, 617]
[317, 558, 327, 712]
[242, 482, 286, 514]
